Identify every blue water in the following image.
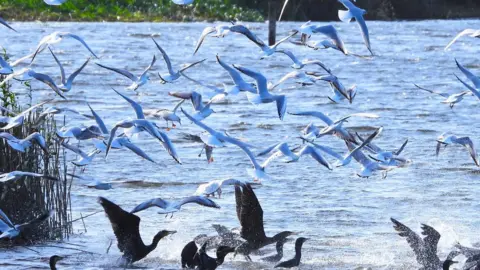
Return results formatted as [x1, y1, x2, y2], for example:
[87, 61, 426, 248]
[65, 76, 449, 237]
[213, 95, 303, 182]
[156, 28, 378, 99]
[1, 19, 480, 269]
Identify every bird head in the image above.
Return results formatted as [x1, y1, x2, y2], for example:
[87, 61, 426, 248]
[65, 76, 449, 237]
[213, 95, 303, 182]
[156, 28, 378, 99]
[296, 237, 309, 245]
[442, 259, 457, 269]
[49, 255, 64, 267]
[154, 230, 176, 243]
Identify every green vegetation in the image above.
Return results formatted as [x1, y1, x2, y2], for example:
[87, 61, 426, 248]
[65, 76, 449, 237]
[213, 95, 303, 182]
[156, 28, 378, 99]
[1, 0, 264, 22]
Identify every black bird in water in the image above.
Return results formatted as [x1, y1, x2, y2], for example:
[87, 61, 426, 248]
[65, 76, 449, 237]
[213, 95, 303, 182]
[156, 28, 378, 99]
[49, 255, 64, 270]
[274, 237, 308, 268]
[261, 238, 288, 262]
[234, 183, 295, 260]
[181, 241, 235, 269]
[391, 218, 459, 270]
[98, 197, 176, 265]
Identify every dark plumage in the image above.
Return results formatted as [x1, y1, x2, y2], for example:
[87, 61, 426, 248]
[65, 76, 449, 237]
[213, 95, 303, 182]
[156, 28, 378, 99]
[274, 237, 308, 268]
[181, 241, 235, 269]
[234, 184, 295, 259]
[261, 238, 287, 262]
[98, 197, 176, 265]
[391, 218, 459, 270]
[49, 255, 63, 270]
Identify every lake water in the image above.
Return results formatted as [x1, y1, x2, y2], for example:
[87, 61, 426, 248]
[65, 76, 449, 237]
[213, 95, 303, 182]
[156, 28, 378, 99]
[1, 19, 480, 269]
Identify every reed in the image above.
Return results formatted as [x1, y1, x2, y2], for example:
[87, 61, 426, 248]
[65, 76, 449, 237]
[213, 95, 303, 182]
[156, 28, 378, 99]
[0, 62, 72, 245]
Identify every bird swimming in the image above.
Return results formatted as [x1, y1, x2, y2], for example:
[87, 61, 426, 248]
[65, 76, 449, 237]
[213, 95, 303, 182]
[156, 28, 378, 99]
[274, 237, 308, 268]
[98, 197, 176, 265]
[130, 196, 220, 217]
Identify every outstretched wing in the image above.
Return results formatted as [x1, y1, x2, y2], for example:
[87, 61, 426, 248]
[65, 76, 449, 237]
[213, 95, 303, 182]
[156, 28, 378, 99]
[391, 218, 426, 266]
[239, 184, 266, 243]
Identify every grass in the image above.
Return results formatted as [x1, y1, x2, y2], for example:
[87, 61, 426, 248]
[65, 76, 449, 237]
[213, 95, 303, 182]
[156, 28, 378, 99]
[1, 0, 264, 22]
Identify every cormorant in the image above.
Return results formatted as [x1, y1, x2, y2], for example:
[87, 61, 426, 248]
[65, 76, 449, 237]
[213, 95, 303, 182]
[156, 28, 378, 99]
[261, 238, 287, 262]
[49, 255, 63, 270]
[274, 237, 308, 268]
[390, 218, 459, 270]
[181, 241, 235, 269]
[234, 183, 295, 259]
[98, 197, 176, 265]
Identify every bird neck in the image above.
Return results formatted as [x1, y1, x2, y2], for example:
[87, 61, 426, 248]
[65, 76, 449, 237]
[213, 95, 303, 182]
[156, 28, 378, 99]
[276, 243, 284, 257]
[49, 259, 57, 270]
[147, 234, 165, 253]
[442, 260, 454, 270]
[294, 242, 303, 263]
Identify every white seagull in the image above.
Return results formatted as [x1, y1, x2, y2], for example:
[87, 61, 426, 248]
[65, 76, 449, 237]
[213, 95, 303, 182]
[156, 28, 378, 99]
[0, 171, 58, 182]
[0, 56, 13, 75]
[195, 178, 245, 198]
[436, 132, 479, 167]
[316, 73, 357, 103]
[338, 0, 372, 55]
[0, 101, 50, 131]
[229, 24, 298, 57]
[152, 37, 205, 83]
[216, 55, 257, 94]
[0, 209, 53, 239]
[0, 132, 48, 153]
[445, 29, 480, 50]
[182, 108, 268, 181]
[269, 70, 323, 90]
[67, 173, 113, 190]
[61, 141, 101, 167]
[31, 31, 98, 63]
[233, 65, 287, 120]
[413, 83, 471, 108]
[297, 22, 348, 55]
[130, 196, 220, 217]
[278, 50, 331, 70]
[194, 23, 235, 55]
[56, 125, 104, 140]
[96, 55, 156, 91]
[355, 132, 408, 164]
[288, 111, 379, 142]
[48, 47, 90, 92]
[0, 68, 66, 99]
[258, 142, 332, 170]
[145, 100, 185, 130]
[345, 141, 395, 178]
[168, 91, 215, 121]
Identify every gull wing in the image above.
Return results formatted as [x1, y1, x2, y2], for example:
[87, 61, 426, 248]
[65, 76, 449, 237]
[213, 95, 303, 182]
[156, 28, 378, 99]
[139, 55, 156, 79]
[119, 138, 156, 163]
[130, 198, 169, 213]
[456, 137, 479, 166]
[233, 65, 268, 95]
[29, 71, 66, 99]
[456, 59, 480, 89]
[152, 38, 175, 75]
[112, 88, 145, 119]
[295, 145, 332, 170]
[63, 33, 98, 58]
[445, 29, 480, 50]
[178, 196, 221, 209]
[61, 141, 89, 159]
[194, 26, 216, 55]
[230, 25, 266, 48]
[66, 57, 90, 88]
[454, 74, 480, 100]
[0, 17, 16, 32]
[179, 59, 206, 73]
[87, 103, 109, 135]
[288, 110, 334, 125]
[48, 47, 66, 84]
[413, 84, 449, 98]
[96, 63, 136, 81]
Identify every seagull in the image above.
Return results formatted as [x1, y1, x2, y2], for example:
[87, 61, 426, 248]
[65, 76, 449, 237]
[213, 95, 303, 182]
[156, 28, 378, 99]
[0, 209, 53, 239]
[194, 23, 235, 55]
[216, 55, 257, 94]
[130, 196, 220, 217]
[0, 101, 50, 131]
[168, 91, 215, 121]
[0, 17, 16, 32]
[455, 59, 480, 95]
[288, 111, 379, 142]
[345, 141, 394, 178]
[48, 47, 90, 92]
[145, 99, 185, 130]
[96, 55, 156, 91]
[56, 125, 104, 140]
[413, 83, 472, 108]
[258, 142, 332, 170]
[98, 197, 176, 265]
[182, 108, 269, 181]
[390, 218, 460, 270]
[233, 65, 287, 120]
[436, 132, 479, 167]
[316, 73, 356, 103]
[0, 68, 66, 99]
[355, 132, 408, 164]
[44, 0, 68, 5]
[269, 70, 323, 90]
[296, 22, 347, 55]
[445, 29, 480, 50]
[105, 119, 181, 164]
[31, 32, 98, 63]
[61, 141, 101, 167]
[194, 178, 245, 198]
[277, 50, 331, 71]
[67, 173, 112, 190]
[229, 24, 297, 58]
[34, 106, 93, 127]
[0, 56, 14, 75]
[0, 171, 58, 182]
[338, 0, 372, 55]
[152, 37, 205, 83]
[0, 132, 48, 153]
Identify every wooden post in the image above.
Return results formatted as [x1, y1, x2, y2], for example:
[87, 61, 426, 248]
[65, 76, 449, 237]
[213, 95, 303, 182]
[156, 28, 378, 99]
[268, 0, 277, 46]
